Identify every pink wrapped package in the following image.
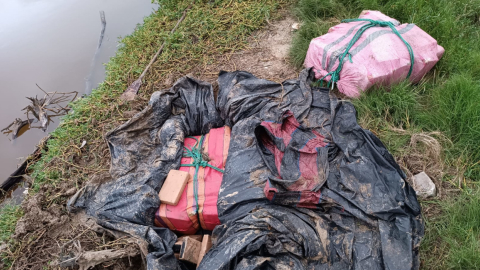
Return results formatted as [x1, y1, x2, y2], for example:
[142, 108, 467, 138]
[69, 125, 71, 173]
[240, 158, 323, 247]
[304, 10, 444, 97]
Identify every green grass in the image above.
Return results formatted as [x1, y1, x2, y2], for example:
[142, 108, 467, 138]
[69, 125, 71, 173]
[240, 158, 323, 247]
[352, 82, 421, 156]
[0, 204, 23, 267]
[421, 75, 480, 179]
[291, 0, 480, 268]
[421, 189, 480, 269]
[0, 204, 22, 243]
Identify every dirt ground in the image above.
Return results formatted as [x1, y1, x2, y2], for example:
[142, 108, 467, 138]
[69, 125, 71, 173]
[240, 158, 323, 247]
[158, 13, 300, 88]
[199, 15, 299, 83]
[2, 15, 299, 270]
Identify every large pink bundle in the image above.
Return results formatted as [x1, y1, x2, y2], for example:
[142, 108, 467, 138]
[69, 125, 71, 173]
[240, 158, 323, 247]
[304, 10, 444, 97]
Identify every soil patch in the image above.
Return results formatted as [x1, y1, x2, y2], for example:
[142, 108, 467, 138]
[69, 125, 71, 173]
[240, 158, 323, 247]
[203, 14, 299, 83]
[159, 13, 300, 88]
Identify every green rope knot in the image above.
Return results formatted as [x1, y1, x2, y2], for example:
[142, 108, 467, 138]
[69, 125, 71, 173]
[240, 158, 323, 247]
[180, 135, 225, 213]
[319, 18, 415, 89]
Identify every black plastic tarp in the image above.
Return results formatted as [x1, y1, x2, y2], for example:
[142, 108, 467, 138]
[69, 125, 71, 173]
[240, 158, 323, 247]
[70, 69, 423, 270]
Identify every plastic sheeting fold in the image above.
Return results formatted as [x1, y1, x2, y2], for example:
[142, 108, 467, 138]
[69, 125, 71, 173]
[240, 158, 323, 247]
[71, 69, 423, 270]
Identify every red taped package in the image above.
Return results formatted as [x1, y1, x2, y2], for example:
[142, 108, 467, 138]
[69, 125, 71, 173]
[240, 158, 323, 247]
[155, 126, 231, 234]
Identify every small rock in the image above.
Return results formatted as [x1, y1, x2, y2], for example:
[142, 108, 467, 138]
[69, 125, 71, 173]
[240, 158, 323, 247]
[412, 172, 436, 198]
[64, 187, 77, 196]
[291, 23, 300, 30]
[164, 74, 176, 86]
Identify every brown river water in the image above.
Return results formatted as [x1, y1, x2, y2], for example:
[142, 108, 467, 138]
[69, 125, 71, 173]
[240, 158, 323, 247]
[0, 0, 157, 200]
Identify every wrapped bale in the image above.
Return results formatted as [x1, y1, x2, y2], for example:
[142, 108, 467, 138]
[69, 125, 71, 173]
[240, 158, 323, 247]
[304, 10, 444, 97]
[155, 126, 231, 234]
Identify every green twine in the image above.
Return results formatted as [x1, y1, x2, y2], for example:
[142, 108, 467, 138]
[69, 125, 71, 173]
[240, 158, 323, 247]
[181, 135, 225, 213]
[320, 18, 415, 89]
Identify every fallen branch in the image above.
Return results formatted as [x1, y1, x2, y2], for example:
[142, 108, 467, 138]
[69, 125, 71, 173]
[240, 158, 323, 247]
[59, 247, 140, 270]
[21, 86, 77, 132]
[120, 3, 193, 101]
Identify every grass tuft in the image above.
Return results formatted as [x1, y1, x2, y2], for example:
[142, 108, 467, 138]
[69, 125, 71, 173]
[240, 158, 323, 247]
[352, 82, 420, 156]
[0, 204, 22, 243]
[421, 190, 480, 269]
[353, 82, 420, 129]
[293, 0, 345, 21]
[0, 204, 23, 267]
[421, 75, 480, 179]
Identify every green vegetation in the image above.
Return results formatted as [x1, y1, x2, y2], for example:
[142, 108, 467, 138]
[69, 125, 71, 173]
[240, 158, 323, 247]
[0, 204, 22, 243]
[2, 0, 479, 268]
[291, 0, 480, 268]
[0, 204, 22, 267]
[422, 190, 480, 269]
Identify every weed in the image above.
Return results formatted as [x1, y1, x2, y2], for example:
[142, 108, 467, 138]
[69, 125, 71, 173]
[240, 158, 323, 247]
[352, 82, 421, 156]
[0, 204, 22, 242]
[0, 203, 22, 267]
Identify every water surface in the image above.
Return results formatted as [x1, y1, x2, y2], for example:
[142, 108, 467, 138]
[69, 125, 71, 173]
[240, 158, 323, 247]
[0, 0, 158, 187]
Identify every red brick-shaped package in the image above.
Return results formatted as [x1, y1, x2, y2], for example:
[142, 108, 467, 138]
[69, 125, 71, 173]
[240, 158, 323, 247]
[155, 126, 231, 234]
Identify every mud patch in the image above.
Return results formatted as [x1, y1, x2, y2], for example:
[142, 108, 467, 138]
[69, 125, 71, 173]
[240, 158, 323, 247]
[3, 176, 141, 270]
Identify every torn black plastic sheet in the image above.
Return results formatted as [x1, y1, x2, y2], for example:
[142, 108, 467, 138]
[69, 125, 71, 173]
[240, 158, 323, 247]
[70, 69, 423, 270]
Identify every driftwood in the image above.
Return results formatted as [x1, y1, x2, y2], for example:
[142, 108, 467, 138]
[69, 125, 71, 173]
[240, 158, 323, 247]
[77, 248, 140, 270]
[1, 118, 33, 139]
[21, 85, 78, 131]
[2, 85, 77, 140]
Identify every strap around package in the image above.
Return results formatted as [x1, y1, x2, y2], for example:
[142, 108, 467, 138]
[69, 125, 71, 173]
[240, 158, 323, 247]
[320, 18, 415, 89]
[181, 135, 225, 213]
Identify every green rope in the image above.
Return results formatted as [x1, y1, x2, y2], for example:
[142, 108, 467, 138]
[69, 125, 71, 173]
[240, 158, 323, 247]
[320, 18, 415, 89]
[180, 135, 225, 213]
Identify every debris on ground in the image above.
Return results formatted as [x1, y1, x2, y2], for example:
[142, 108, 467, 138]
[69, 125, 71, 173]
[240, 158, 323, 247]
[120, 5, 191, 101]
[6, 189, 143, 270]
[70, 68, 423, 269]
[1, 13, 300, 269]
[304, 10, 444, 97]
[412, 171, 437, 198]
[2, 8, 450, 269]
[291, 22, 300, 30]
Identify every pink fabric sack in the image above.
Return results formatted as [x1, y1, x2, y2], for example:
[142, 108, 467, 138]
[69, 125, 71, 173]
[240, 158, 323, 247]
[304, 10, 444, 97]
